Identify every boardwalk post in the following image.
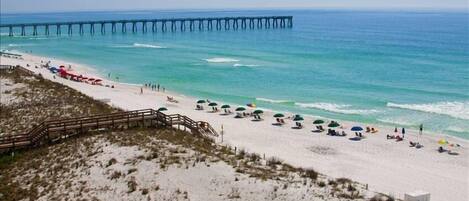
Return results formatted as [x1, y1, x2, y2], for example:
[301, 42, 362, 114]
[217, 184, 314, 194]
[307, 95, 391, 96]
[68, 24, 73, 35]
[151, 21, 157, 32]
[9, 26, 13, 36]
[33, 25, 38, 36]
[162, 20, 166, 32]
[90, 23, 94, 35]
[79, 24, 83, 35]
[142, 21, 147, 33]
[56, 24, 61, 35]
[224, 18, 230, 30]
[190, 20, 194, 31]
[198, 19, 203, 31]
[112, 22, 116, 33]
[100, 23, 105, 34]
[132, 22, 137, 33]
[122, 22, 126, 33]
[241, 18, 246, 29]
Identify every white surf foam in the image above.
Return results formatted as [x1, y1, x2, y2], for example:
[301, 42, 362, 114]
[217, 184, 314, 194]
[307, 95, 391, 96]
[256, 97, 293, 104]
[376, 118, 416, 126]
[204, 57, 239, 63]
[112, 43, 166, 49]
[295, 102, 379, 115]
[132, 43, 166, 49]
[233, 63, 259, 67]
[387, 101, 469, 120]
[7, 43, 35, 47]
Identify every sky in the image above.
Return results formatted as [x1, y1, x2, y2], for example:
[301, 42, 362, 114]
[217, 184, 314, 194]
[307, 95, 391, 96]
[1, 0, 468, 13]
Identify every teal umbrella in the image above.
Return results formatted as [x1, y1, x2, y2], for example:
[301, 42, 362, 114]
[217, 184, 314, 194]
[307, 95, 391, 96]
[313, 119, 324, 124]
[293, 116, 304, 121]
[157, 107, 168, 112]
[197, 100, 206, 104]
[208, 102, 218, 107]
[273, 113, 284, 118]
[328, 122, 340, 128]
[253, 109, 263, 114]
[235, 107, 246, 111]
[221, 104, 231, 109]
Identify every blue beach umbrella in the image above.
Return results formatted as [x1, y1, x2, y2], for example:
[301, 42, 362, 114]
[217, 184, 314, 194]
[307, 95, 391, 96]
[351, 126, 363, 131]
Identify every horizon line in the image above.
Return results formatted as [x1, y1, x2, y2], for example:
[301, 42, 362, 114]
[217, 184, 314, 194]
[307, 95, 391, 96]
[1, 7, 468, 15]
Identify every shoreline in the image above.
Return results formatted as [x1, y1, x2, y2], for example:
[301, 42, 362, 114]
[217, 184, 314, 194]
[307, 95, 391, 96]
[2, 51, 468, 201]
[9, 50, 468, 143]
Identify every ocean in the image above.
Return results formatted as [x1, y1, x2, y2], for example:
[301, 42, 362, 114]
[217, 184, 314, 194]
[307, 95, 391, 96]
[1, 9, 468, 139]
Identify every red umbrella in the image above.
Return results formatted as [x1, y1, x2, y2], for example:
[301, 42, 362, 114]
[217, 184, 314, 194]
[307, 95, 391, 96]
[88, 78, 95, 81]
[60, 65, 65, 68]
[94, 79, 102, 82]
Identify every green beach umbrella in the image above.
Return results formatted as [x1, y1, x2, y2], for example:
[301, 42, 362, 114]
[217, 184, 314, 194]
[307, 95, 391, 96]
[293, 116, 304, 121]
[253, 109, 264, 114]
[235, 107, 246, 111]
[157, 107, 168, 112]
[208, 102, 218, 107]
[273, 113, 285, 118]
[313, 119, 325, 124]
[197, 100, 206, 104]
[328, 122, 340, 128]
[221, 104, 231, 109]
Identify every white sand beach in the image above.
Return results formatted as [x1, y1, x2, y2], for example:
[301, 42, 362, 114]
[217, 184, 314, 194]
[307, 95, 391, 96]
[2, 53, 468, 201]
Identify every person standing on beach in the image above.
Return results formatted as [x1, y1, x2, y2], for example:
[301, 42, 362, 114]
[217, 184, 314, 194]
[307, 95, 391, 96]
[419, 124, 423, 135]
[140, 87, 143, 94]
[157, 84, 160, 91]
[163, 87, 165, 92]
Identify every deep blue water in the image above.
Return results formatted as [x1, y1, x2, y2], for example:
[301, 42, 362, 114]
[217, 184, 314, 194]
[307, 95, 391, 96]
[1, 10, 468, 138]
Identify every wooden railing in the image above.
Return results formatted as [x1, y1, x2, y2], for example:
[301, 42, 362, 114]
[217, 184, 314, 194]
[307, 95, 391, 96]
[0, 109, 218, 151]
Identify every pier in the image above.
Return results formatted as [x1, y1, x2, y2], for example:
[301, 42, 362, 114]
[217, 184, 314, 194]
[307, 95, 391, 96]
[1, 16, 293, 36]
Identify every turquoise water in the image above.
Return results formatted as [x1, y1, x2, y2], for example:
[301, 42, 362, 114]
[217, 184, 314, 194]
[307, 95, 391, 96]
[1, 10, 468, 138]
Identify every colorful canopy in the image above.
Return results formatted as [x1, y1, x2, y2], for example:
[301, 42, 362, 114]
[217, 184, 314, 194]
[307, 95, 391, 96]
[438, 139, 448, 145]
[246, 103, 256, 108]
[221, 104, 231, 109]
[197, 100, 206, 104]
[351, 126, 363, 131]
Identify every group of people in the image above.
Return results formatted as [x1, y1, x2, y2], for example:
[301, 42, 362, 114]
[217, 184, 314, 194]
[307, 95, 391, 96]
[140, 82, 165, 95]
[144, 82, 164, 92]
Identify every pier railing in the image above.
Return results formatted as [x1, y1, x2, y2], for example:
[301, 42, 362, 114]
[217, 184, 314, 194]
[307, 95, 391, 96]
[0, 109, 218, 151]
[0, 16, 293, 36]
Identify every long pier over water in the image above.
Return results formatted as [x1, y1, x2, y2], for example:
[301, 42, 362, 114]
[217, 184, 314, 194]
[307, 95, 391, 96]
[0, 16, 293, 36]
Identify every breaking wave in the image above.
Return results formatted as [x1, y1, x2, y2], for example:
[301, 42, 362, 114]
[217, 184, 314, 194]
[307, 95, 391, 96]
[256, 97, 294, 104]
[204, 57, 239, 63]
[112, 43, 166, 49]
[387, 101, 469, 120]
[233, 63, 259, 67]
[295, 102, 379, 115]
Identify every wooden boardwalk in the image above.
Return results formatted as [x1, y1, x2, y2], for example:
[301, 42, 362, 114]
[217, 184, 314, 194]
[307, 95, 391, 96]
[0, 109, 218, 151]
